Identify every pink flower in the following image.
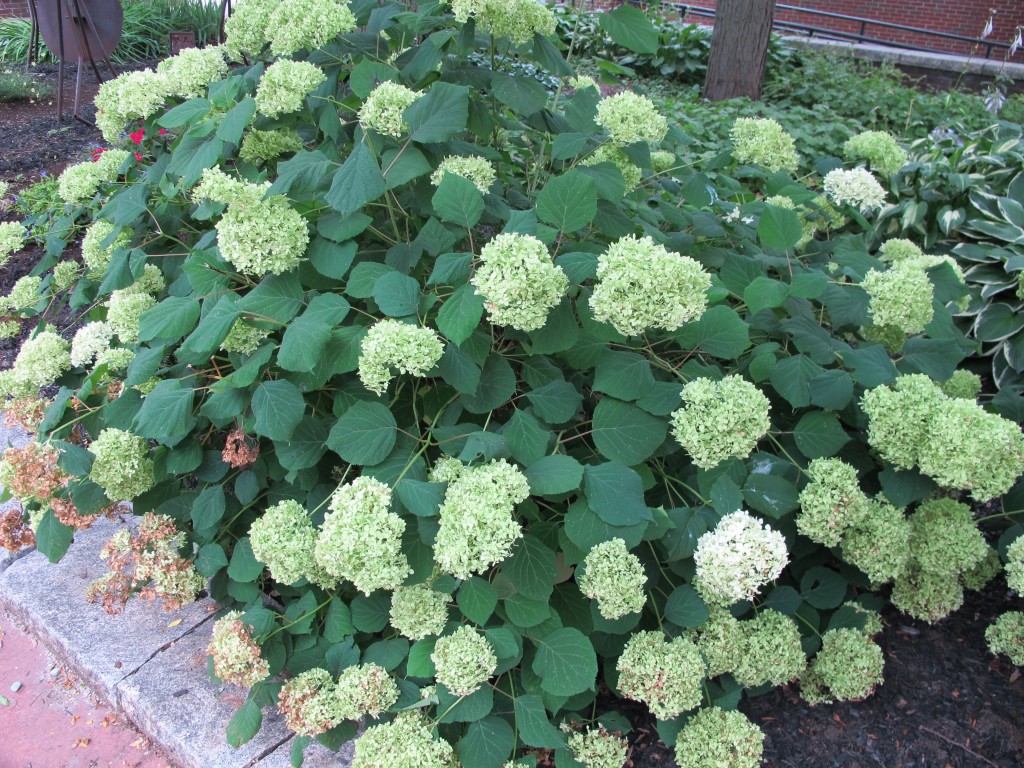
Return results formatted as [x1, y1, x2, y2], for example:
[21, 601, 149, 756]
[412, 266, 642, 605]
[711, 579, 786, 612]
[129, 129, 145, 145]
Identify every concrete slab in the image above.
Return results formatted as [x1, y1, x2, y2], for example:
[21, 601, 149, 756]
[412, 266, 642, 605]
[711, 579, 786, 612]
[255, 729, 354, 768]
[116, 624, 294, 768]
[0, 515, 217, 706]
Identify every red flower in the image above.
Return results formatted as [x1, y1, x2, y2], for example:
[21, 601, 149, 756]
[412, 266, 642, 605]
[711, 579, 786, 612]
[134, 152, 144, 161]
[91, 146, 108, 161]
[158, 128, 168, 136]
[129, 129, 145, 145]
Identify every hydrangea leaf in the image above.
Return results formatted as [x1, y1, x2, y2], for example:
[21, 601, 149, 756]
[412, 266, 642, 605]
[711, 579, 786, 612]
[436, 684, 493, 723]
[191, 486, 226, 532]
[525, 380, 582, 424]
[252, 380, 305, 442]
[437, 284, 484, 345]
[514, 694, 567, 749]
[525, 454, 585, 496]
[132, 379, 196, 447]
[676, 305, 751, 359]
[327, 401, 397, 466]
[584, 463, 652, 526]
[432, 174, 484, 229]
[664, 585, 709, 628]
[536, 170, 597, 234]
[501, 409, 551, 466]
[598, 5, 658, 54]
[564, 499, 647, 551]
[279, 293, 351, 372]
[793, 412, 850, 459]
[226, 698, 262, 748]
[741, 474, 800, 519]
[592, 350, 656, 401]
[405, 82, 469, 144]
[35, 510, 73, 564]
[503, 535, 557, 602]
[458, 578, 498, 625]
[325, 141, 386, 217]
[138, 297, 201, 343]
[372, 271, 420, 318]
[592, 398, 667, 466]
[533, 628, 598, 696]
[458, 716, 515, 768]
[758, 205, 803, 250]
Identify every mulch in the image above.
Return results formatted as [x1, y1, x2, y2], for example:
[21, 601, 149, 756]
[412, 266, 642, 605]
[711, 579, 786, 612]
[1, 60, 1023, 768]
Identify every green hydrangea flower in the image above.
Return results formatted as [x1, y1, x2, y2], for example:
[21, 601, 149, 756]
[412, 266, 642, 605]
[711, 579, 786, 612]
[359, 81, 422, 138]
[52, 261, 80, 292]
[578, 538, 647, 620]
[10, 331, 71, 393]
[907, 498, 986, 579]
[861, 374, 946, 470]
[352, 711, 458, 768]
[450, 0, 557, 44]
[471, 232, 569, 332]
[216, 195, 310, 276]
[278, 668, 345, 737]
[589, 234, 710, 337]
[71, 321, 115, 368]
[862, 260, 934, 335]
[986, 611, 1024, 665]
[390, 584, 450, 640]
[221, 319, 273, 355]
[255, 60, 326, 119]
[239, 129, 305, 164]
[82, 220, 132, 278]
[840, 499, 911, 584]
[94, 68, 170, 142]
[582, 144, 643, 191]
[939, 369, 982, 400]
[223, 0, 276, 59]
[674, 707, 764, 768]
[0, 221, 26, 268]
[732, 609, 806, 687]
[730, 117, 798, 172]
[7, 275, 42, 311]
[670, 376, 771, 470]
[809, 628, 884, 702]
[106, 289, 156, 343]
[878, 238, 923, 262]
[88, 428, 155, 501]
[1006, 535, 1024, 595]
[693, 510, 788, 607]
[192, 167, 269, 208]
[358, 319, 444, 395]
[430, 155, 496, 194]
[249, 499, 319, 586]
[57, 150, 130, 205]
[208, 611, 270, 687]
[843, 130, 907, 175]
[564, 725, 629, 768]
[596, 91, 668, 145]
[691, 608, 745, 678]
[157, 46, 229, 99]
[431, 626, 497, 696]
[962, 545, 1002, 592]
[796, 458, 871, 547]
[891, 566, 964, 623]
[335, 663, 400, 721]
[616, 630, 704, 719]
[266, 0, 356, 55]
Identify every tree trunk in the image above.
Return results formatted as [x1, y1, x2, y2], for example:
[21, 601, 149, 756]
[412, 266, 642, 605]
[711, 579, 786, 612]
[702, 0, 777, 102]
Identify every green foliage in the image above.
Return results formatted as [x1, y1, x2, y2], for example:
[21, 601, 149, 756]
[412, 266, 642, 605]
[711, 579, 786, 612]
[0, 66, 51, 102]
[7, 2, 1024, 765]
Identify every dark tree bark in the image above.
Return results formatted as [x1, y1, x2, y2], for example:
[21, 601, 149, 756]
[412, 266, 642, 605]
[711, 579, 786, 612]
[702, 0, 777, 102]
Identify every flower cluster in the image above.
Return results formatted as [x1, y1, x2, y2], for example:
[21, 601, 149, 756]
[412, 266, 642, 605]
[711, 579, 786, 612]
[862, 374, 1024, 500]
[88, 428, 154, 501]
[939, 369, 982, 400]
[986, 611, 1024, 666]
[389, 584, 450, 640]
[693, 510, 789, 607]
[1007, 535, 1024, 594]
[358, 320, 444, 395]
[359, 81, 422, 138]
[564, 725, 629, 768]
[731, 609, 806, 687]
[471, 232, 568, 332]
[255, 60, 326, 119]
[3, 331, 71, 399]
[239, 128, 304, 164]
[730, 117, 798, 172]
[651, 150, 676, 172]
[431, 626, 497, 696]
[430, 155, 496, 193]
[335, 663, 400, 721]
[278, 668, 345, 737]
[802, 628, 884, 704]
[315, 477, 411, 594]
[52, 261, 80, 292]
[861, 260, 934, 335]
[216, 195, 310, 276]
[223, 0, 276, 59]
[156, 46, 228, 99]
[0, 442, 67, 504]
[57, 149, 130, 205]
[208, 610, 270, 687]
[962, 545, 1003, 591]
[106, 290, 156, 344]
[94, 69, 170, 143]
[589, 234, 710, 336]
[5, 275, 42, 311]
[823, 167, 887, 211]
[764, 196, 819, 248]
[595, 92, 668, 145]
[691, 608, 744, 678]
[71, 321, 115, 368]
[878, 238, 922, 262]
[450, 0, 557, 44]
[670, 376, 771, 470]
[0, 221, 25, 268]
[192, 167, 269, 208]
[221, 319, 273, 355]
[796, 458, 871, 547]
[583, 145, 642, 191]
[82, 220, 132, 277]
[266, 0, 356, 56]
[351, 711, 457, 768]
[616, 631, 704, 719]
[433, 458, 530, 579]
[843, 130, 907, 176]
[577, 538, 647, 620]
[249, 499, 319, 586]
[674, 707, 764, 768]
[0, 507, 35, 552]
[840, 499, 911, 584]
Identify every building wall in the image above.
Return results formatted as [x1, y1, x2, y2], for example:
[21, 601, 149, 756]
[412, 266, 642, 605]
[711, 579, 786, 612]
[0, 0, 30, 18]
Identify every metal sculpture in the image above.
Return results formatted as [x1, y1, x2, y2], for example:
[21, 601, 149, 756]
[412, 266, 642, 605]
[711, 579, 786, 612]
[28, 0, 122, 124]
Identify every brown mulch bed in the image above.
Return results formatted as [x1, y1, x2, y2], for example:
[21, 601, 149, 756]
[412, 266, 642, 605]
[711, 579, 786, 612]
[2, 61, 1023, 768]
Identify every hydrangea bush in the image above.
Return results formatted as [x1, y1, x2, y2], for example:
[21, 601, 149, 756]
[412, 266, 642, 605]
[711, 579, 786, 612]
[1, 2, 1024, 767]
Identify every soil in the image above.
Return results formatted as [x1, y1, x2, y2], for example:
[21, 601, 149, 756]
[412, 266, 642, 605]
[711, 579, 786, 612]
[2, 62, 1024, 768]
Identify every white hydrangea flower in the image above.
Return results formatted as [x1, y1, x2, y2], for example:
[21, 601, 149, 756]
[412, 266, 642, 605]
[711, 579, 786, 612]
[670, 376, 771, 470]
[94, 69, 171, 143]
[450, 0, 557, 44]
[595, 91, 668, 145]
[430, 626, 497, 696]
[9, 331, 71, 393]
[861, 260, 934, 335]
[359, 82, 422, 138]
[430, 155, 496, 194]
[358, 320, 444, 395]
[0, 221, 26, 268]
[730, 117, 799, 172]
[82, 220, 132, 277]
[57, 150, 131, 205]
[266, 0, 356, 56]
[216, 195, 309, 276]
[693, 510, 789, 607]
[823, 167, 887, 211]
[157, 46, 229, 99]
[223, 0, 276, 60]
[577, 538, 647, 620]
[255, 60, 327, 119]
[71, 321, 115, 368]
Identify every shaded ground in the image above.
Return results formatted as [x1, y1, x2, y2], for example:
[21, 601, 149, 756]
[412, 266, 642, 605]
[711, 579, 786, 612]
[2, 62, 1023, 768]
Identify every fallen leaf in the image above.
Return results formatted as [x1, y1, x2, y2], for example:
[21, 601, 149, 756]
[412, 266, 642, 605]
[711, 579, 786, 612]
[72, 738, 90, 748]
[167, 619, 183, 628]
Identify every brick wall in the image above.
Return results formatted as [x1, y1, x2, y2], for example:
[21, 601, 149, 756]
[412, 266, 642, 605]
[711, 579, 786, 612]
[0, 0, 30, 18]
[582, 1, 1023, 61]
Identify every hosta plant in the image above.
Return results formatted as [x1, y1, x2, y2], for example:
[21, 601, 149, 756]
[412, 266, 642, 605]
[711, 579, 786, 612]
[1, 2, 1023, 767]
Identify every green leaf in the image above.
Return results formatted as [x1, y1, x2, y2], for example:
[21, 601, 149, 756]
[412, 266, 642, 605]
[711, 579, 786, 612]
[743, 276, 790, 315]
[363, 638, 410, 671]
[503, 535, 557, 601]
[879, 467, 936, 507]
[191, 486, 226, 532]
[900, 338, 965, 381]
[664, 585, 709, 628]
[758, 205, 803, 250]
[741, 474, 799, 519]
[278, 293, 350, 372]
[396, 479, 446, 517]
[525, 454, 584, 495]
[228, 537, 264, 582]
[138, 297, 201, 343]
[132, 380, 195, 447]
[843, 344, 898, 387]
[533, 628, 597, 696]
[800, 567, 848, 609]
[325, 142, 386, 216]
[195, 542, 228, 577]
[592, 351, 655, 401]
[351, 591, 390, 633]
[764, 585, 802, 614]
[495, 412, 545, 468]
[769, 354, 824, 408]
[504, 594, 550, 628]
[592, 398, 667, 466]
[407, 638, 437, 678]
[598, 5, 658, 54]
[406, 83, 469, 143]
[433, 174, 484, 229]
[536, 171, 597, 234]
[226, 699, 262, 748]
[676, 306, 750, 358]
[216, 96, 256, 145]
[382, 146, 433, 189]
[327, 401, 397, 466]
[565, 500, 647, 551]
[793, 412, 850, 459]
[157, 98, 211, 128]
[35, 510, 73, 563]
[526, 380, 581, 423]
[437, 284, 484, 345]
[373, 272, 420, 318]
[514, 694, 566, 749]
[278, 417, 330, 473]
[236, 272, 305, 324]
[461, 354, 516, 414]
[492, 72, 549, 116]
[584, 463, 652, 526]
[439, 343, 480, 394]
[662, 507, 708, 561]
[270, 150, 333, 196]
[458, 717, 515, 768]
[168, 134, 223, 186]
[436, 684, 494, 723]
[808, 370, 854, 410]
[458, 578, 497, 625]
[252, 380, 305, 441]
[177, 295, 239, 366]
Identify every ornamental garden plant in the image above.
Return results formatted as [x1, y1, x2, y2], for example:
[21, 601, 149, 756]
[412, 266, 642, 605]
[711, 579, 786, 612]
[1, 2, 1024, 767]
